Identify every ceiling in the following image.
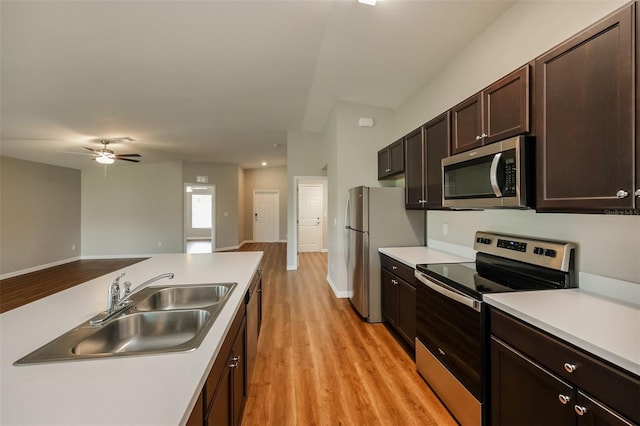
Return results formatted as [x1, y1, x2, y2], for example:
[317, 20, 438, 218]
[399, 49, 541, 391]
[0, 0, 514, 170]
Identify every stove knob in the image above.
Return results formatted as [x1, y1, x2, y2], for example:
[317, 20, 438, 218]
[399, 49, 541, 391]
[544, 249, 557, 258]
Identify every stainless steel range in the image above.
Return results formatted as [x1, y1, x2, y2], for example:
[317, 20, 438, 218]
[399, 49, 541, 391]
[414, 231, 577, 426]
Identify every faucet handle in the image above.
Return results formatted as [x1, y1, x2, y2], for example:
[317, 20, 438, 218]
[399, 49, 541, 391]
[112, 272, 125, 286]
[122, 281, 132, 298]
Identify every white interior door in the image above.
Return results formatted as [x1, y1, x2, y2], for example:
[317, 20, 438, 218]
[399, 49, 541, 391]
[298, 184, 322, 252]
[253, 190, 279, 242]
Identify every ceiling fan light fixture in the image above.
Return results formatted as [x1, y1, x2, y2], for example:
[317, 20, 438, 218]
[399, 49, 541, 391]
[357, 0, 377, 6]
[96, 156, 115, 165]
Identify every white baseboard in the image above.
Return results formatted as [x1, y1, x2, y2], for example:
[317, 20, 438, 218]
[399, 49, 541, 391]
[321, 249, 328, 253]
[216, 244, 241, 252]
[326, 274, 349, 298]
[1, 256, 81, 279]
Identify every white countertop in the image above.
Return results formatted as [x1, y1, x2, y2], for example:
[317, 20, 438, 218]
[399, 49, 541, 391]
[0, 252, 263, 426]
[485, 289, 640, 376]
[378, 246, 472, 269]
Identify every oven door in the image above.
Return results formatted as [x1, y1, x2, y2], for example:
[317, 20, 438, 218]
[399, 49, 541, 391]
[415, 270, 485, 401]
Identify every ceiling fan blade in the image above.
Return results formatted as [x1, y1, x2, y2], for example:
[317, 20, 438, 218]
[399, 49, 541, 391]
[83, 146, 98, 153]
[116, 153, 141, 157]
[61, 151, 97, 156]
[117, 157, 140, 163]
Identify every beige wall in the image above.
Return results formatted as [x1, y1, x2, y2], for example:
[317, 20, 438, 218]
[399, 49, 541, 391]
[238, 167, 245, 243]
[243, 166, 287, 242]
[0, 156, 81, 275]
[392, 1, 639, 284]
[182, 162, 242, 250]
[82, 161, 183, 256]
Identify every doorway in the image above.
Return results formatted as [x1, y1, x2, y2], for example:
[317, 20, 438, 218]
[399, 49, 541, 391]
[298, 183, 323, 252]
[253, 190, 279, 242]
[184, 184, 216, 253]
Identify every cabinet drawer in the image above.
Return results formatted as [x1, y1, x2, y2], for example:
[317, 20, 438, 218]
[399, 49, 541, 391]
[491, 308, 640, 424]
[380, 254, 415, 284]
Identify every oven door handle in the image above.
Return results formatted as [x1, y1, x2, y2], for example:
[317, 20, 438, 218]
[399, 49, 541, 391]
[490, 152, 503, 198]
[415, 271, 481, 312]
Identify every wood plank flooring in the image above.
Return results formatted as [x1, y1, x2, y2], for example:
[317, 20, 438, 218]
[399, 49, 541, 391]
[0, 258, 146, 314]
[239, 243, 456, 426]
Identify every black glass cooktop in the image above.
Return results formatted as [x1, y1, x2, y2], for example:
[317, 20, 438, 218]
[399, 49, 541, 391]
[416, 256, 565, 300]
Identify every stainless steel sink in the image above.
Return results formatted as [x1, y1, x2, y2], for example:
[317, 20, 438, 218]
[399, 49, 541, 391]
[133, 283, 234, 311]
[14, 282, 237, 365]
[72, 310, 211, 355]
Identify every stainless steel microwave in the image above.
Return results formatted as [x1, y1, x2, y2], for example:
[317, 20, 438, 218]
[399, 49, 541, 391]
[442, 136, 534, 208]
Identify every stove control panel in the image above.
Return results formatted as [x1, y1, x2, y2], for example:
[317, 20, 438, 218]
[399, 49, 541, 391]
[473, 231, 576, 272]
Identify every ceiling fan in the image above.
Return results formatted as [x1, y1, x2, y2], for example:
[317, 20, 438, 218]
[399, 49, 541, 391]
[81, 137, 141, 164]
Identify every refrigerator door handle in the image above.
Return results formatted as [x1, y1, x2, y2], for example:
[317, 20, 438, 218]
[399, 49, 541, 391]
[344, 195, 351, 266]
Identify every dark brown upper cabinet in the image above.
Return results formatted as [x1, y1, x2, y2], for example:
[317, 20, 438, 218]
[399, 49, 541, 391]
[377, 138, 404, 179]
[451, 65, 531, 155]
[405, 112, 450, 209]
[535, 3, 636, 212]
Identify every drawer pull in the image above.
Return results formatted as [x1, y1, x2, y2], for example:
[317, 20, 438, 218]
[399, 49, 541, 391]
[563, 363, 577, 373]
[392, 266, 398, 270]
[558, 394, 571, 405]
[391, 279, 398, 285]
[574, 405, 587, 416]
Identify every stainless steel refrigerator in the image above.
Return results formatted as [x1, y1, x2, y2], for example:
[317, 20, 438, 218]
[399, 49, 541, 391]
[344, 186, 424, 323]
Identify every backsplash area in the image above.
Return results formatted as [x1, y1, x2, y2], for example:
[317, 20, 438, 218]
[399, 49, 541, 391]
[426, 209, 640, 291]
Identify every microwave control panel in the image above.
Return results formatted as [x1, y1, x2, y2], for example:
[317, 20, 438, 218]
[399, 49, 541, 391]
[503, 157, 516, 196]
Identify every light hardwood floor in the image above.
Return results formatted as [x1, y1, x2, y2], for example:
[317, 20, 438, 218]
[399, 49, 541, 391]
[239, 243, 456, 426]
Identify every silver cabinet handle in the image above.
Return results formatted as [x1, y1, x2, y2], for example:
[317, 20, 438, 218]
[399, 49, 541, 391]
[634, 189, 640, 197]
[392, 266, 398, 270]
[391, 279, 398, 285]
[574, 405, 587, 416]
[385, 168, 391, 172]
[229, 355, 240, 368]
[481, 133, 488, 138]
[563, 363, 576, 373]
[558, 394, 571, 405]
[418, 199, 427, 204]
[475, 135, 482, 141]
[616, 189, 629, 199]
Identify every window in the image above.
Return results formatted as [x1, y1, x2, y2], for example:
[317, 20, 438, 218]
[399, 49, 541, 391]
[192, 194, 212, 229]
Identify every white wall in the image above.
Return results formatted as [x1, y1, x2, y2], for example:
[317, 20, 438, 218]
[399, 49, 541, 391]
[286, 130, 327, 268]
[81, 161, 183, 256]
[0, 156, 81, 275]
[393, 1, 639, 285]
[326, 100, 399, 294]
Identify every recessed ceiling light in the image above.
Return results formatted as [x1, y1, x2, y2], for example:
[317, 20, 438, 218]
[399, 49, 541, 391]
[358, 0, 377, 6]
[261, 162, 267, 166]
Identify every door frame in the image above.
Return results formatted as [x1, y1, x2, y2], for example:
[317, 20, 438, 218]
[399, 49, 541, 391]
[253, 189, 279, 242]
[183, 183, 216, 253]
[291, 176, 328, 270]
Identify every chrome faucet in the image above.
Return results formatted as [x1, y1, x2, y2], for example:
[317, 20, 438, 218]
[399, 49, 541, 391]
[91, 272, 174, 326]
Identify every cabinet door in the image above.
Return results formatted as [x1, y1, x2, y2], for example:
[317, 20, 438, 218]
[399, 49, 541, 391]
[576, 391, 636, 426]
[389, 139, 405, 175]
[231, 320, 247, 426]
[451, 93, 482, 154]
[404, 128, 425, 209]
[377, 148, 391, 179]
[186, 393, 205, 426]
[483, 65, 530, 145]
[207, 368, 231, 426]
[395, 278, 415, 349]
[536, 4, 635, 212]
[491, 337, 575, 426]
[424, 112, 450, 209]
[381, 269, 398, 326]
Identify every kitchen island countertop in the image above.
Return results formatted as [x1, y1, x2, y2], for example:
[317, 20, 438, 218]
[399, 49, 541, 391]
[378, 246, 472, 269]
[485, 289, 640, 377]
[0, 252, 262, 425]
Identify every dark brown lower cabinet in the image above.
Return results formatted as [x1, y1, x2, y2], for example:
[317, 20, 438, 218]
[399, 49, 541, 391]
[206, 318, 247, 426]
[380, 255, 416, 349]
[490, 308, 638, 426]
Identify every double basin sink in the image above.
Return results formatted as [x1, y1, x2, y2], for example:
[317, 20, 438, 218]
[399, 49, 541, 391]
[14, 283, 236, 365]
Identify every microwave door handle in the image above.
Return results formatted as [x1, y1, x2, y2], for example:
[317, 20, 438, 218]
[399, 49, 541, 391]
[490, 152, 503, 197]
[415, 272, 481, 312]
